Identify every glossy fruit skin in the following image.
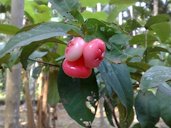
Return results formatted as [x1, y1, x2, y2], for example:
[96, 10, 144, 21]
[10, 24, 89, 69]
[62, 56, 92, 78]
[83, 38, 106, 68]
[65, 37, 86, 61]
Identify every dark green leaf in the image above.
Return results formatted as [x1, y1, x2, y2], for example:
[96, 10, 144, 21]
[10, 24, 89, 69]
[132, 123, 142, 128]
[140, 66, 171, 90]
[57, 68, 99, 127]
[135, 91, 160, 128]
[0, 22, 81, 58]
[48, 69, 60, 106]
[0, 24, 19, 35]
[98, 61, 133, 117]
[145, 14, 170, 29]
[156, 85, 171, 127]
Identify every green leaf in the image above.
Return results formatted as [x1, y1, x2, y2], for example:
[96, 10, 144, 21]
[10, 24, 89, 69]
[150, 22, 171, 43]
[82, 11, 108, 21]
[122, 19, 142, 33]
[49, 0, 80, 18]
[57, 68, 99, 127]
[0, 0, 10, 6]
[145, 14, 170, 29]
[140, 66, 171, 90]
[0, 24, 19, 35]
[20, 38, 63, 69]
[0, 53, 11, 68]
[0, 22, 80, 58]
[107, 0, 136, 21]
[129, 32, 157, 47]
[70, 10, 84, 23]
[83, 18, 117, 41]
[98, 61, 133, 117]
[109, 33, 130, 45]
[48, 69, 60, 106]
[24, 1, 51, 23]
[132, 123, 141, 128]
[135, 90, 160, 128]
[156, 85, 171, 127]
[143, 46, 171, 62]
[80, 0, 108, 7]
[127, 62, 150, 71]
[118, 101, 134, 128]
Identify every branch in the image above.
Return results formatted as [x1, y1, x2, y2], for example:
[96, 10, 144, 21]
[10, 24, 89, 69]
[28, 58, 60, 67]
[104, 95, 121, 128]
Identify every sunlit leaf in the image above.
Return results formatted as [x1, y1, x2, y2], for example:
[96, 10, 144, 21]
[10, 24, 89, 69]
[80, 0, 108, 7]
[0, 24, 19, 35]
[82, 11, 108, 21]
[151, 22, 171, 43]
[25, 1, 51, 23]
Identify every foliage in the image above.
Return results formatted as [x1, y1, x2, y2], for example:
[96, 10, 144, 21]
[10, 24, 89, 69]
[1, 0, 171, 127]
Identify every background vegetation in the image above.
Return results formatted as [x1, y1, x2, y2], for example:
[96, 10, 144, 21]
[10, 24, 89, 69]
[0, 0, 171, 128]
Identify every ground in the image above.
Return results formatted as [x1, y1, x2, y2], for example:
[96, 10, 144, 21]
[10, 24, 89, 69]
[0, 103, 169, 128]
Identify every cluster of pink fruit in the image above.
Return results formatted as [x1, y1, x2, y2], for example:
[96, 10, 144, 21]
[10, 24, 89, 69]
[62, 37, 106, 78]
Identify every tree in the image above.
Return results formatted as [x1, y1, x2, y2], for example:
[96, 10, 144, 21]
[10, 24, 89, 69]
[4, 0, 24, 128]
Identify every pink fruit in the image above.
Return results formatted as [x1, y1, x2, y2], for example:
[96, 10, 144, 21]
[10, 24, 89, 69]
[62, 56, 92, 78]
[83, 38, 106, 68]
[65, 37, 86, 61]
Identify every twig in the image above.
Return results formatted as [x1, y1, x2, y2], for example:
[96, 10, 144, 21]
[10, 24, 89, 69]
[28, 58, 60, 67]
[104, 95, 121, 128]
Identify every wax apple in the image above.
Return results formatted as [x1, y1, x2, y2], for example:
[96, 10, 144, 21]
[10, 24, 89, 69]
[62, 56, 92, 78]
[65, 37, 86, 61]
[83, 38, 106, 68]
